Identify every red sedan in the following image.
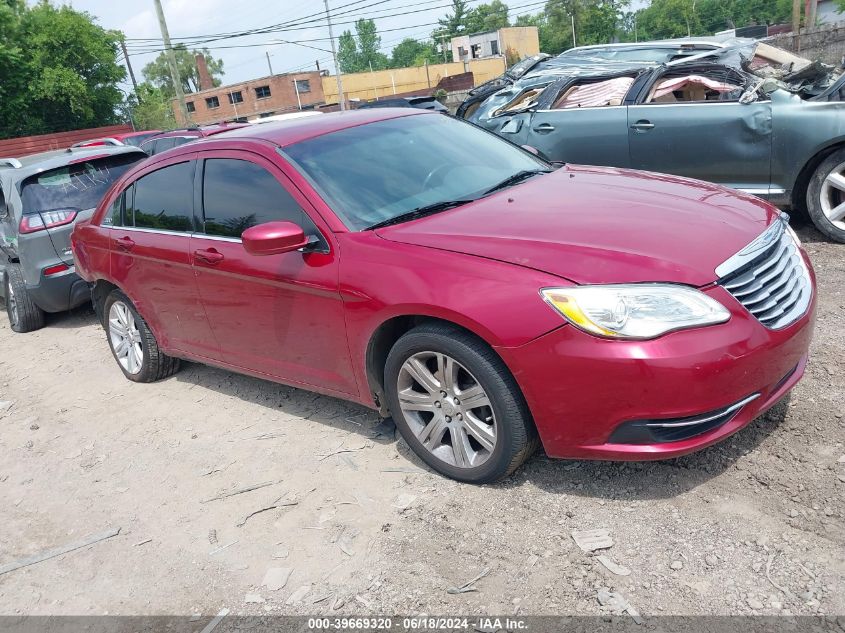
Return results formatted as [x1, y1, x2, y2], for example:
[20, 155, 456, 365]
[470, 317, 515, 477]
[71, 109, 816, 483]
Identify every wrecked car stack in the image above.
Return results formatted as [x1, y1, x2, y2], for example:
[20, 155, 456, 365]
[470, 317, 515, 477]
[458, 38, 845, 242]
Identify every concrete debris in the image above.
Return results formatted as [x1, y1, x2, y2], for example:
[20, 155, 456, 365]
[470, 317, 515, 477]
[596, 555, 631, 576]
[571, 528, 614, 552]
[597, 589, 642, 624]
[244, 593, 265, 604]
[262, 567, 292, 591]
[392, 493, 417, 510]
[286, 584, 311, 605]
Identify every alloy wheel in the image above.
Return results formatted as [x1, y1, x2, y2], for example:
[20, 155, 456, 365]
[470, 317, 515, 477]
[6, 277, 18, 328]
[397, 351, 497, 468]
[108, 301, 143, 374]
[820, 162, 845, 230]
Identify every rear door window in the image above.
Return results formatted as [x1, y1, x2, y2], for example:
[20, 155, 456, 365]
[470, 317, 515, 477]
[19, 153, 143, 216]
[201, 158, 311, 238]
[128, 161, 194, 232]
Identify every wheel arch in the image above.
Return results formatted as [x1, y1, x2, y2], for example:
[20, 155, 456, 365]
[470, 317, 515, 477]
[91, 278, 120, 326]
[364, 313, 513, 417]
[791, 139, 845, 213]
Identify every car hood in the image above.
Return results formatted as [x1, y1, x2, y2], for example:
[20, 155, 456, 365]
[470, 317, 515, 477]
[375, 164, 779, 286]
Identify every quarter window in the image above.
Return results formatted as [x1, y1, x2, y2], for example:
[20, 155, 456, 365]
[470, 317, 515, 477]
[129, 162, 194, 232]
[104, 192, 124, 227]
[202, 159, 309, 239]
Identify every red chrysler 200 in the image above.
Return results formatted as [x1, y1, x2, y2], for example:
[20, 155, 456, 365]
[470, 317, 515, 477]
[71, 109, 816, 483]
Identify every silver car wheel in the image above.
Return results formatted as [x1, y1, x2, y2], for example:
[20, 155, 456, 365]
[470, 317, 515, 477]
[397, 351, 497, 469]
[108, 300, 143, 375]
[6, 277, 19, 327]
[820, 161, 845, 230]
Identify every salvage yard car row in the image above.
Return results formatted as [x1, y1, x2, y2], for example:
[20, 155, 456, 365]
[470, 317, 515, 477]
[0, 37, 825, 484]
[459, 37, 845, 243]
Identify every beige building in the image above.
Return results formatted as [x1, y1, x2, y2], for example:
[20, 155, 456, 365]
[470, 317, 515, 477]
[450, 26, 540, 65]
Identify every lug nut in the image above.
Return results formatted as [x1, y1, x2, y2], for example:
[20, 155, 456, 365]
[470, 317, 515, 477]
[435, 401, 441, 408]
[445, 416, 452, 422]
[440, 390, 447, 397]
[454, 399, 460, 405]
[457, 413, 463, 420]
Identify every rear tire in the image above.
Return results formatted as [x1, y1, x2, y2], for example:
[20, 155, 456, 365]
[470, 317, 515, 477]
[384, 323, 538, 484]
[806, 147, 845, 243]
[103, 290, 180, 382]
[4, 264, 45, 333]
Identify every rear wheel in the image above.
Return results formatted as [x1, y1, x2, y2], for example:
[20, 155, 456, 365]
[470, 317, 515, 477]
[806, 147, 845, 243]
[103, 290, 180, 382]
[384, 323, 537, 483]
[4, 264, 45, 333]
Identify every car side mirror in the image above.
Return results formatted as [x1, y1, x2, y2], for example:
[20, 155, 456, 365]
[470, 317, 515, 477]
[242, 221, 309, 256]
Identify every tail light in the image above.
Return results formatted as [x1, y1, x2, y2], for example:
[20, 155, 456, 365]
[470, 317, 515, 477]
[19, 209, 77, 234]
[43, 263, 70, 276]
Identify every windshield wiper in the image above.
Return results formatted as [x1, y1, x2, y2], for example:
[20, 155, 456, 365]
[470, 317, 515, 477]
[366, 199, 475, 230]
[482, 169, 550, 196]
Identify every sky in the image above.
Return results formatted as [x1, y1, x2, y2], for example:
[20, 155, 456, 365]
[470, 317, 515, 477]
[53, 0, 648, 91]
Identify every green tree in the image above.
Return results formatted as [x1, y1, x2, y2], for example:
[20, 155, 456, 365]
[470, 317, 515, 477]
[390, 38, 438, 68]
[336, 19, 389, 73]
[464, 1, 510, 33]
[142, 44, 224, 97]
[436, 0, 470, 39]
[0, 1, 127, 139]
[632, 0, 791, 40]
[122, 83, 176, 131]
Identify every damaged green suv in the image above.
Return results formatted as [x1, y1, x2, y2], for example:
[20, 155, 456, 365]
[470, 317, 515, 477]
[459, 38, 845, 243]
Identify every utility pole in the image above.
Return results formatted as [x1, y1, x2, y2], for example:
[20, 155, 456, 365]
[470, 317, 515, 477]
[324, 0, 346, 111]
[153, 0, 190, 124]
[120, 37, 138, 95]
[266, 52, 274, 75]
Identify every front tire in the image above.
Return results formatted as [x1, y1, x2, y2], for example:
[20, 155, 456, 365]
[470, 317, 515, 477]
[384, 323, 537, 483]
[806, 147, 845, 243]
[103, 290, 180, 382]
[4, 264, 45, 333]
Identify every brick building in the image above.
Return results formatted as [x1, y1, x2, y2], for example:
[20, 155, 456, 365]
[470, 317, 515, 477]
[172, 69, 326, 126]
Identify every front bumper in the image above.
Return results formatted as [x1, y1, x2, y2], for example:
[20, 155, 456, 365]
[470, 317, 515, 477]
[25, 266, 89, 313]
[495, 282, 816, 461]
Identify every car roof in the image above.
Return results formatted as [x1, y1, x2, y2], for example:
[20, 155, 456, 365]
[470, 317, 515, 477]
[0, 145, 146, 188]
[198, 108, 426, 148]
[151, 122, 251, 140]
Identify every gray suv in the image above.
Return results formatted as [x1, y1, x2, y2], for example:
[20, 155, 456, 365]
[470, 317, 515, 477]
[0, 146, 146, 332]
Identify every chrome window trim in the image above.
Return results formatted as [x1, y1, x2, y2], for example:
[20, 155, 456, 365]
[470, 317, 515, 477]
[714, 213, 788, 279]
[738, 188, 787, 196]
[108, 225, 191, 237]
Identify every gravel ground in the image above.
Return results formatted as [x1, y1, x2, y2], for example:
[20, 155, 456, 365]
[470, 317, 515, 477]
[0, 217, 842, 622]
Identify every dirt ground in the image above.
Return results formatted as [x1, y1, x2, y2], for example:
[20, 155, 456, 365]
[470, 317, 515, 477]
[0, 217, 842, 622]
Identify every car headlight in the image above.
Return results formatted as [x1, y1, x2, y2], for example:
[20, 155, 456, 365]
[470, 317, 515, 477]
[540, 284, 730, 339]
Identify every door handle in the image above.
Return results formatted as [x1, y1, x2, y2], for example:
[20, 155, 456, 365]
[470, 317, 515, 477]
[115, 236, 135, 251]
[532, 123, 555, 133]
[630, 120, 655, 131]
[194, 248, 224, 265]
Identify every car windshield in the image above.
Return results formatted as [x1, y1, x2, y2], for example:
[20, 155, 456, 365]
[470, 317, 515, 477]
[20, 153, 142, 215]
[284, 114, 548, 230]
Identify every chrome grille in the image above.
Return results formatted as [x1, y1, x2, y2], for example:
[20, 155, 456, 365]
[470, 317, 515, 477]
[717, 219, 811, 330]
